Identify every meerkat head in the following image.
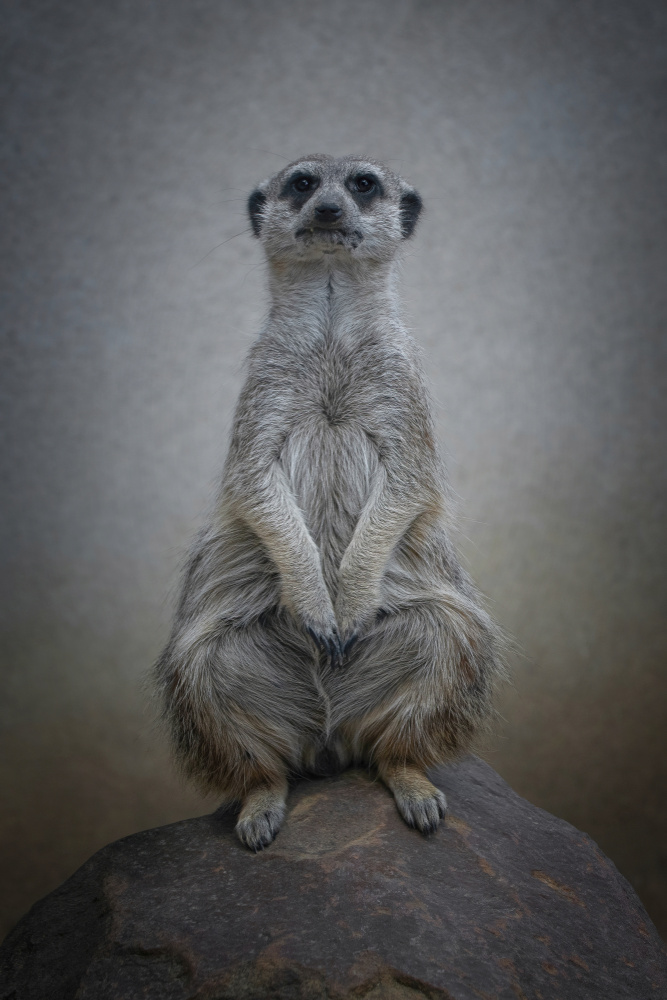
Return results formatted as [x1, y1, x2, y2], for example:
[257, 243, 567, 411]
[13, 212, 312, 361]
[247, 154, 422, 265]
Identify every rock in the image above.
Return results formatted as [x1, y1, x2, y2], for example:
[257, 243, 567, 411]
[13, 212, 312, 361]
[1, 756, 666, 999]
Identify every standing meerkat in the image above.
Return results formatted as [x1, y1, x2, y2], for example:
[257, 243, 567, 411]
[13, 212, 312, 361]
[156, 154, 503, 850]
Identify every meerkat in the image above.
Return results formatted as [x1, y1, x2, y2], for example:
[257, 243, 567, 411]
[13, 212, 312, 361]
[155, 154, 502, 851]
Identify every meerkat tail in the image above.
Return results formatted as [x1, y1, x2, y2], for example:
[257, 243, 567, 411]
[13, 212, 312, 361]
[377, 761, 447, 836]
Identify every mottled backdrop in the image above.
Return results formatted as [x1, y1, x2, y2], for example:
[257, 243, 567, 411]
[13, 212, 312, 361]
[1, 0, 666, 939]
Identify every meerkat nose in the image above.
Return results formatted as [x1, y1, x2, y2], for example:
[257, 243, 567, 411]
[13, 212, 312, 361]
[315, 203, 343, 223]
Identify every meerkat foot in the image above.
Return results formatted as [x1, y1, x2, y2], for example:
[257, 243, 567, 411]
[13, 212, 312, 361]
[235, 781, 288, 851]
[379, 763, 447, 835]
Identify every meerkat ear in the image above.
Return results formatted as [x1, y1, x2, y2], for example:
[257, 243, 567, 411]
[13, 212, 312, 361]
[399, 188, 422, 239]
[248, 188, 267, 237]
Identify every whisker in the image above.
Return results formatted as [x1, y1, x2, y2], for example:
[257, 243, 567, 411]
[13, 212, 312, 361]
[245, 147, 290, 161]
[187, 229, 253, 272]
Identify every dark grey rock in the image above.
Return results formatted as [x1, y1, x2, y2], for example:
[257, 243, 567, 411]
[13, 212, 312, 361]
[2, 756, 666, 999]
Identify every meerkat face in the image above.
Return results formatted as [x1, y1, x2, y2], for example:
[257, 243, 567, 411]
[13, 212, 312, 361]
[247, 154, 422, 265]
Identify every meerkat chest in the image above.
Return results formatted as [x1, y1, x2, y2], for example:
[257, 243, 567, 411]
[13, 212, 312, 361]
[294, 334, 403, 433]
[280, 414, 379, 550]
[277, 337, 396, 522]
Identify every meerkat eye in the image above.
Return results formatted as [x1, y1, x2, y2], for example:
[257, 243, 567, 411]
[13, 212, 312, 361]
[293, 175, 317, 193]
[354, 175, 376, 194]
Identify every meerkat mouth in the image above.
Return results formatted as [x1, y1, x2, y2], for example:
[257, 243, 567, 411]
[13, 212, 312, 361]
[294, 227, 364, 249]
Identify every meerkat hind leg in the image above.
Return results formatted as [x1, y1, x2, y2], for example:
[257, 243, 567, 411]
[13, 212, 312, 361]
[235, 778, 289, 851]
[379, 762, 447, 835]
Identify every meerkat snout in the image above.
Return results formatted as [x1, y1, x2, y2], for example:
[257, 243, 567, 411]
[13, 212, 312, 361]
[314, 202, 343, 224]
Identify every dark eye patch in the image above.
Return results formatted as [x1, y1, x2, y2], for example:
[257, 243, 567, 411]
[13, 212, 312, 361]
[293, 175, 316, 193]
[346, 172, 383, 205]
[279, 172, 320, 206]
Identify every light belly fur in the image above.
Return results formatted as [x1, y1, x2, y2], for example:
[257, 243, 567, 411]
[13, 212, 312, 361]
[280, 419, 379, 595]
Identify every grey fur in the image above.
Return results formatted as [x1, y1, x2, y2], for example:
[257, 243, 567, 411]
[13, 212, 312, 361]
[155, 155, 503, 849]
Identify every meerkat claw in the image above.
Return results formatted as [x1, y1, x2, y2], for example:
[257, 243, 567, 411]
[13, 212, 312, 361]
[342, 632, 359, 656]
[329, 645, 343, 670]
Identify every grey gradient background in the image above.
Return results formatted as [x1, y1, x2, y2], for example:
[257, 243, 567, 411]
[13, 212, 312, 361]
[2, 0, 666, 939]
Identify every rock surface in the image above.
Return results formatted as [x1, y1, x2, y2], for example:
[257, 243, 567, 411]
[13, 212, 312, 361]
[1, 756, 666, 999]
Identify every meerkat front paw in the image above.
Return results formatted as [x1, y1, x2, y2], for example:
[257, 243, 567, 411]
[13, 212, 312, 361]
[305, 621, 344, 668]
[334, 577, 379, 659]
[235, 783, 287, 851]
[285, 581, 344, 667]
[379, 763, 447, 836]
[334, 602, 368, 658]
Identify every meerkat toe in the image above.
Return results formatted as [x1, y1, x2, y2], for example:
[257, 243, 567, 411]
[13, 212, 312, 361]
[342, 632, 359, 656]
